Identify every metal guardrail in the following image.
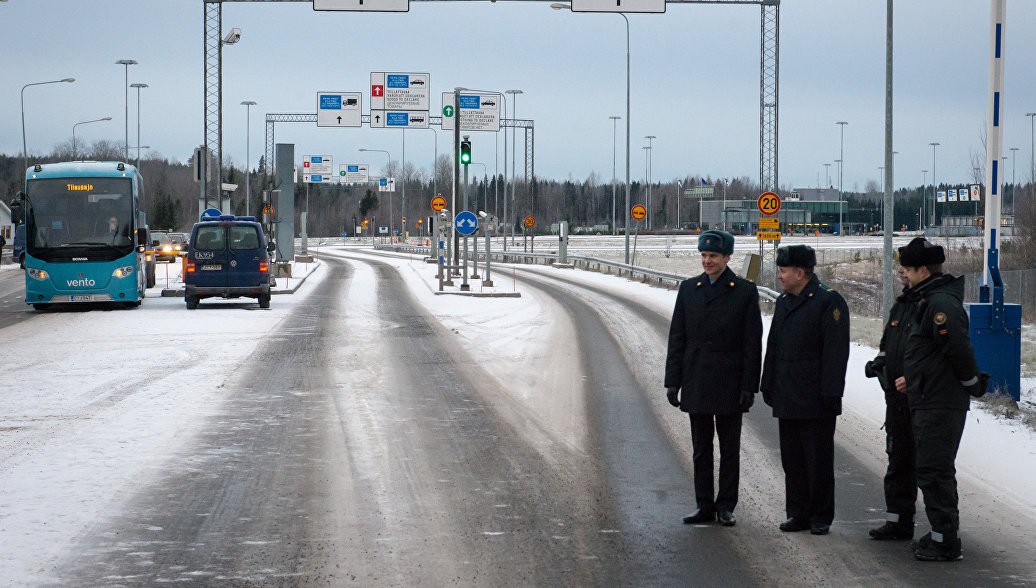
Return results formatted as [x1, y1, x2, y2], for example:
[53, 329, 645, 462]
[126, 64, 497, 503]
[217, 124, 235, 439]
[373, 243, 781, 303]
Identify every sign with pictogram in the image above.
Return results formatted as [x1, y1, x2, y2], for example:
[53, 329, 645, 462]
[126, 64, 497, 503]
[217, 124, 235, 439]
[758, 217, 780, 229]
[455, 211, 479, 235]
[756, 231, 782, 241]
[317, 92, 361, 127]
[524, 215, 536, 228]
[757, 191, 781, 215]
[430, 196, 447, 211]
[631, 204, 646, 220]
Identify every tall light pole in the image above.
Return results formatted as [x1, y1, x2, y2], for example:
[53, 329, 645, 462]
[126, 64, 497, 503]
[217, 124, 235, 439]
[241, 100, 257, 216]
[506, 89, 523, 246]
[115, 59, 138, 160]
[823, 162, 831, 188]
[21, 77, 75, 177]
[551, 2, 629, 261]
[1009, 147, 1019, 185]
[72, 117, 112, 161]
[929, 141, 940, 227]
[836, 121, 848, 235]
[1027, 112, 1036, 183]
[130, 83, 148, 169]
[610, 115, 621, 235]
[359, 148, 392, 232]
[921, 169, 928, 230]
[645, 135, 655, 229]
[642, 145, 650, 229]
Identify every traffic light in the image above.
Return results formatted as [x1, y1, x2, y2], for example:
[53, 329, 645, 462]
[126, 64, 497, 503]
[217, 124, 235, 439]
[460, 139, 471, 165]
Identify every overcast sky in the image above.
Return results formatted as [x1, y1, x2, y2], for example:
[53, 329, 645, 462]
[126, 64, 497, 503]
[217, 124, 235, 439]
[3, 0, 1036, 193]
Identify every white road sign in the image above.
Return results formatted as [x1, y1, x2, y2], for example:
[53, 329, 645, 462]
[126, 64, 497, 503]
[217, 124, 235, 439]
[377, 177, 396, 192]
[317, 92, 362, 127]
[339, 163, 369, 184]
[970, 184, 982, 201]
[303, 155, 333, 183]
[314, 0, 409, 11]
[441, 92, 501, 132]
[370, 110, 430, 129]
[571, 0, 665, 13]
[370, 72, 430, 111]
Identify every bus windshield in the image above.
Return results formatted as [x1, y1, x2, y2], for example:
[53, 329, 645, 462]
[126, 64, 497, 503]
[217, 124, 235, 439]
[26, 177, 135, 262]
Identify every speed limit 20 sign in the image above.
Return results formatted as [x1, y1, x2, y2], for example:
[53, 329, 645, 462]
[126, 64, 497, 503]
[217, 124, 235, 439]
[758, 192, 781, 216]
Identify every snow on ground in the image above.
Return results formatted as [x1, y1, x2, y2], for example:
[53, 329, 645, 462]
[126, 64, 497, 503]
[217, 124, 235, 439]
[342, 246, 1036, 518]
[0, 260, 324, 584]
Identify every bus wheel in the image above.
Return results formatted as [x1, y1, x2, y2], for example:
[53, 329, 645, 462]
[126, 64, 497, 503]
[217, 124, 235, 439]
[32, 303, 50, 312]
[186, 294, 199, 310]
[19, 254, 25, 269]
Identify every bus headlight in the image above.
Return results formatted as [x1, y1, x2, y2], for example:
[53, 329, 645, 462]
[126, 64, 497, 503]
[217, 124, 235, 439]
[27, 268, 49, 281]
[112, 265, 135, 278]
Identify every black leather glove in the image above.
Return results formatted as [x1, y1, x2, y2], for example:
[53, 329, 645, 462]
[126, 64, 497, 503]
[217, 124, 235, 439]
[864, 358, 885, 379]
[822, 396, 842, 412]
[739, 389, 755, 410]
[666, 387, 680, 407]
[964, 372, 991, 398]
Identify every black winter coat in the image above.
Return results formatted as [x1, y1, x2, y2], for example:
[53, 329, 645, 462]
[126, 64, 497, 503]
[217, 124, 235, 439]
[665, 267, 763, 415]
[902, 274, 978, 411]
[876, 286, 920, 405]
[761, 274, 850, 419]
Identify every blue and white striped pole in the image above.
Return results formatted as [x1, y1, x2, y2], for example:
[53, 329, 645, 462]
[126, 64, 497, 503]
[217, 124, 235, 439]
[982, 0, 1006, 295]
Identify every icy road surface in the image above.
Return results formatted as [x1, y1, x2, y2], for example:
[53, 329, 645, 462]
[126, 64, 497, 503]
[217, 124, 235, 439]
[0, 250, 1033, 585]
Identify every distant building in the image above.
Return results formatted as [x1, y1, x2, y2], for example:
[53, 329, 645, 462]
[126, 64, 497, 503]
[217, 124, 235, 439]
[790, 188, 840, 202]
[698, 195, 847, 234]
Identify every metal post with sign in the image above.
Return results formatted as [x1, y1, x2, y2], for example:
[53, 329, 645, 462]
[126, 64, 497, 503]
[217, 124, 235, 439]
[756, 191, 782, 288]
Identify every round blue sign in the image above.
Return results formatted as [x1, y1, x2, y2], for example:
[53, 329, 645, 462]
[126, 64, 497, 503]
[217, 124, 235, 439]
[201, 208, 222, 220]
[455, 211, 479, 236]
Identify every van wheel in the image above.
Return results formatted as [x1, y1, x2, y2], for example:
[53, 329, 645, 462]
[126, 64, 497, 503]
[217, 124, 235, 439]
[186, 294, 199, 310]
[258, 294, 270, 309]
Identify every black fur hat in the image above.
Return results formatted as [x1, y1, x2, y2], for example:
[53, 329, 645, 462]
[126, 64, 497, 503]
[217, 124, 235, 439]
[776, 244, 816, 269]
[898, 237, 945, 267]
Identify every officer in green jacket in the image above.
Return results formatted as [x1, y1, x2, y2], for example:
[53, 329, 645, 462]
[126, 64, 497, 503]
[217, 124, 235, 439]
[897, 237, 988, 562]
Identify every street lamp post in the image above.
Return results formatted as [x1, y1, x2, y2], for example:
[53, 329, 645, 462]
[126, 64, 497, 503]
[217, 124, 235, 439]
[824, 162, 831, 188]
[929, 142, 940, 227]
[115, 59, 138, 160]
[642, 145, 650, 229]
[72, 117, 112, 161]
[241, 101, 257, 216]
[130, 83, 148, 169]
[921, 169, 928, 230]
[609, 115, 621, 235]
[550, 2, 629, 261]
[359, 148, 392, 233]
[1009, 147, 1019, 185]
[1027, 112, 1036, 183]
[645, 135, 655, 229]
[506, 89, 523, 246]
[837, 121, 848, 235]
[21, 77, 75, 177]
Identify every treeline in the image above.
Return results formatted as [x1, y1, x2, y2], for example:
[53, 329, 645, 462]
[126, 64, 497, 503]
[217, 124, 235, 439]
[1, 145, 1033, 258]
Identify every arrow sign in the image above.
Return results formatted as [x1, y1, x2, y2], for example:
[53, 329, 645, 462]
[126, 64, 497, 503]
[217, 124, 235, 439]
[455, 211, 479, 235]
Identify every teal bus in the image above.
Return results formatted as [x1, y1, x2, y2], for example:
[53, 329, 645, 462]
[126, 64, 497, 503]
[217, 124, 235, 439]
[22, 161, 149, 310]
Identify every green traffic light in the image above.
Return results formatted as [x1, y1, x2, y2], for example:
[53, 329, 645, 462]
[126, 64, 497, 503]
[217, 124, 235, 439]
[460, 140, 471, 165]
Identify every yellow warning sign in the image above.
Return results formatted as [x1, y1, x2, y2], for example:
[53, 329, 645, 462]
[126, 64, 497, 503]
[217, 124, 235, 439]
[756, 231, 782, 241]
[758, 217, 780, 229]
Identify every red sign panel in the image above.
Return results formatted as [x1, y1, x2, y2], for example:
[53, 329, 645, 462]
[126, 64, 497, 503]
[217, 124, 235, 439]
[371, 85, 384, 97]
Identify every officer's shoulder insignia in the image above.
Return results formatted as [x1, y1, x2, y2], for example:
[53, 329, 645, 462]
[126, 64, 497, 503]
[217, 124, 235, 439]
[833, 308, 841, 322]
[820, 284, 832, 292]
[934, 312, 947, 325]
[808, 292, 814, 297]
[696, 281, 702, 287]
[729, 281, 735, 287]
[890, 319, 899, 327]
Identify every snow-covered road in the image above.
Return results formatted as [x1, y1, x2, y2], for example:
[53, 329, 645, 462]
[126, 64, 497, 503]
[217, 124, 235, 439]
[0, 248, 1033, 585]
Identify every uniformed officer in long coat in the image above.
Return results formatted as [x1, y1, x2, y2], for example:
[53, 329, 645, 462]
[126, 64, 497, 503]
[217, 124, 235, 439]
[665, 230, 762, 527]
[864, 265, 919, 541]
[896, 237, 987, 561]
[761, 244, 849, 536]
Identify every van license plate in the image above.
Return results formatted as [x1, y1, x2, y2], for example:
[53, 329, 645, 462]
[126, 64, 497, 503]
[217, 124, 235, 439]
[70, 295, 93, 302]
[202, 264, 222, 271]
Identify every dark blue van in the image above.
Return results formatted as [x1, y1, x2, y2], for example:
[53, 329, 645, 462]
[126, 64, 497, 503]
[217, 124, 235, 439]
[12, 224, 25, 269]
[184, 215, 274, 309]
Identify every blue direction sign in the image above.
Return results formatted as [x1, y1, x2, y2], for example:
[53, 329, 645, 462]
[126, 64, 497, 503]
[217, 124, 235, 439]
[201, 207, 222, 220]
[455, 211, 479, 235]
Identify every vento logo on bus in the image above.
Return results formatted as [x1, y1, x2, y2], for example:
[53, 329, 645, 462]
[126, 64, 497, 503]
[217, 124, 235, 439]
[67, 274, 96, 288]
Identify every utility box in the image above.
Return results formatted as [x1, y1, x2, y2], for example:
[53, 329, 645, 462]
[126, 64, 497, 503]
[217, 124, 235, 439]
[965, 302, 1021, 401]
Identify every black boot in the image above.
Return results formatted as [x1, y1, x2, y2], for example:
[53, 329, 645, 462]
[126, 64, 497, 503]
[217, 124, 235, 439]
[869, 521, 914, 540]
[682, 508, 716, 524]
[913, 531, 963, 561]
